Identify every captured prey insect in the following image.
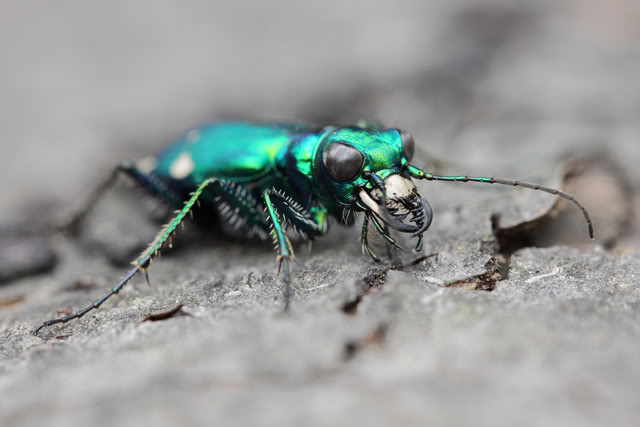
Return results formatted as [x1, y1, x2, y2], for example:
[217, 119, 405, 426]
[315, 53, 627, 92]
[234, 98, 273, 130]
[33, 121, 594, 334]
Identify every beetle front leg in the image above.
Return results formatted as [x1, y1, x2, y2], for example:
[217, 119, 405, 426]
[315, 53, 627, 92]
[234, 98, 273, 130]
[262, 190, 296, 309]
[361, 214, 381, 262]
[368, 213, 404, 251]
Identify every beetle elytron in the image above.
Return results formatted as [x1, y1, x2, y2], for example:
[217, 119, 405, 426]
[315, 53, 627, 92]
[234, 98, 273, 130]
[33, 121, 593, 334]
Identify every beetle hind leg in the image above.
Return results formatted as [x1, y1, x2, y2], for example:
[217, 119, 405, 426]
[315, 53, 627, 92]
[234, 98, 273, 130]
[33, 178, 222, 335]
[58, 160, 183, 233]
[211, 182, 270, 239]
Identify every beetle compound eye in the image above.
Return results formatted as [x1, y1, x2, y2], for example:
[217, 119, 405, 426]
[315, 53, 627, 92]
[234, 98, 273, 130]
[323, 142, 364, 181]
[399, 130, 415, 161]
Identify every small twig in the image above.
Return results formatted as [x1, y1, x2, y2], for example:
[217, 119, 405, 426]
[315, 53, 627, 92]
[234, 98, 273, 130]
[0, 295, 25, 309]
[141, 304, 190, 322]
[525, 267, 561, 284]
[343, 325, 387, 361]
[54, 334, 72, 340]
[391, 252, 439, 270]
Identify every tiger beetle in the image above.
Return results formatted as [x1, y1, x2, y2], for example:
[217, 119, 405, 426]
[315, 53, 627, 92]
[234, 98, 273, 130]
[33, 121, 594, 335]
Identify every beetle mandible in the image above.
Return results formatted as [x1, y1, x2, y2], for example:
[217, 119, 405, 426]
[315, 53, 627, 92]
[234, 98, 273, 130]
[33, 120, 594, 334]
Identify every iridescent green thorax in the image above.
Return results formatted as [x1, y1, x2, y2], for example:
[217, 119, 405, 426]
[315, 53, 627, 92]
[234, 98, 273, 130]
[328, 127, 404, 173]
[274, 126, 333, 203]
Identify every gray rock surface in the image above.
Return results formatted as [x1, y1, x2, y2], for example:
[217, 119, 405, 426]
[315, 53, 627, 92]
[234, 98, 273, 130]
[1, 1, 639, 426]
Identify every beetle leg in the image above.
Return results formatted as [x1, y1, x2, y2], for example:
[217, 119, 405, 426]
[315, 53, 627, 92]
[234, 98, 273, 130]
[356, 200, 403, 257]
[263, 189, 296, 309]
[361, 214, 381, 263]
[55, 163, 122, 233]
[368, 214, 405, 251]
[210, 181, 270, 238]
[266, 189, 328, 240]
[58, 161, 183, 233]
[33, 178, 222, 335]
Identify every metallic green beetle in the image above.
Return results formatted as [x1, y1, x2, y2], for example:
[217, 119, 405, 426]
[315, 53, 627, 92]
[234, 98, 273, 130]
[34, 121, 594, 334]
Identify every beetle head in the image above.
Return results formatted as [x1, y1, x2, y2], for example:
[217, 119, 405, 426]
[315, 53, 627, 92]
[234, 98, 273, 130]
[316, 127, 432, 238]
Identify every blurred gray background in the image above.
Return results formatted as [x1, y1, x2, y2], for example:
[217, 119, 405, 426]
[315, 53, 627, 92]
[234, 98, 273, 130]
[1, 1, 639, 426]
[1, 0, 638, 216]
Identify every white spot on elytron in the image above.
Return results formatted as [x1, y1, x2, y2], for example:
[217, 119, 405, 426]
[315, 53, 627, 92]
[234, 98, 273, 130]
[136, 156, 157, 174]
[186, 130, 200, 144]
[169, 152, 195, 179]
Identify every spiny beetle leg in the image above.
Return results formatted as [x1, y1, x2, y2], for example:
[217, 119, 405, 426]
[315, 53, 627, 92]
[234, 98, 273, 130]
[58, 161, 183, 234]
[263, 189, 296, 310]
[278, 255, 292, 310]
[33, 178, 221, 336]
[357, 200, 400, 261]
[32, 263, 143, 336]
[266, 189, 326, 241]
[361, 214, 381, 263]
[56, 164, 123, 233]
[368, 214, 405, 251]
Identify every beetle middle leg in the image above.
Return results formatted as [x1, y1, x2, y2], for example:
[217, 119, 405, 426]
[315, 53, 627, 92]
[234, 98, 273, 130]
[368, 213, 404, 251]
[356, 200, 404, 262]
[262, 189, 328, 308]
[263, 190, 296, 309]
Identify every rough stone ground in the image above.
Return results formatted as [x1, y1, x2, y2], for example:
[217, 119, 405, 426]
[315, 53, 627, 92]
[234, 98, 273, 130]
[1, 1, 639, 426]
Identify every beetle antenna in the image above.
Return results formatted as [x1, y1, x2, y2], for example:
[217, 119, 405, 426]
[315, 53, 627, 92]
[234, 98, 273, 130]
[406, 165, 594, 239]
